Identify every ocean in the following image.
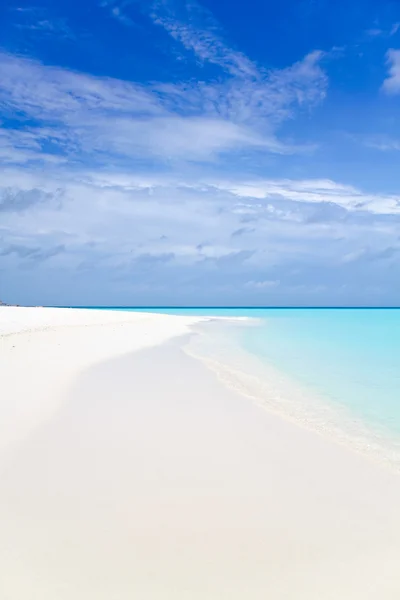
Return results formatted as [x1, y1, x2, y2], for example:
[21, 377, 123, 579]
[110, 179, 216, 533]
[90, 308, 400, 467]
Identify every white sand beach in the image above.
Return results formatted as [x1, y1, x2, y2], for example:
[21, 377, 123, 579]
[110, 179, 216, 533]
[2, 307, 400, 599]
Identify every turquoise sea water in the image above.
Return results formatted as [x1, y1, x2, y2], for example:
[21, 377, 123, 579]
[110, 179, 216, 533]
[86, 307, 400, 462]
[239, 309, 400, 434]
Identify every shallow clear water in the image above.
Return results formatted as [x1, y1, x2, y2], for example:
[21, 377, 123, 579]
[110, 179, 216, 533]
[87, 307, 400, 461]
[237, 309, 400, 435]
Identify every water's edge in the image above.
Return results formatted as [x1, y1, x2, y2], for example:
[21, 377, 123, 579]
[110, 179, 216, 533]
[183, 318, 400, 472]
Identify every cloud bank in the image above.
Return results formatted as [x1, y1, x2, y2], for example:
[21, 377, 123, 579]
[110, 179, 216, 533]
[1, 0, 400, 305]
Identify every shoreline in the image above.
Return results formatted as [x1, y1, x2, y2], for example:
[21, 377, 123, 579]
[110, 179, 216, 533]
[2, 306, 400, 469]
[185, 318, 400, 472]
[2, 307, 400, 597]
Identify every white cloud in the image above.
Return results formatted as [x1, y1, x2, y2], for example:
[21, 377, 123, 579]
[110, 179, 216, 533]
[0, 52, 163, 118]
[75, 116, 273, 160]
[73, 170, 400, 216]
[1, 165, 399, 304]
[3, 1, 399, 304]
[245, 279, 280, 289]
[366, 28, 384, 37]
[363, 137, 400, 152]
[110, 6, 136, 26]
[147, 0, 258, 77]
[0, 45, 327, 167]
[382, 49, 400, 94]
[0, 127, 68, 165]
[9, 5, 75, 40]
[365, 22, 400, 38]
[391, 23, 400, 36]
[209, 178, 400, 215]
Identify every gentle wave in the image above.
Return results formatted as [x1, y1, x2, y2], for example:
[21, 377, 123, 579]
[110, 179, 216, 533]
[184, 319, 400, 471]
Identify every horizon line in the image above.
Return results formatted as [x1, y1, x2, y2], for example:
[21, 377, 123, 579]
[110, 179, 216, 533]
[53, 305, 400, 310]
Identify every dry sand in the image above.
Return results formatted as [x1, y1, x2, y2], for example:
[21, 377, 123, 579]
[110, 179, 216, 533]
[1, 307, 400, 599]
[0, 307, 203, 453]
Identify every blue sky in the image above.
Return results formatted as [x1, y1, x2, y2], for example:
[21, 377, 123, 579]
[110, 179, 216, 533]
[1, 0, 400, 306]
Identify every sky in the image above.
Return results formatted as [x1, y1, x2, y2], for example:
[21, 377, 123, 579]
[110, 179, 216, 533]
[1, 0, 400, 306]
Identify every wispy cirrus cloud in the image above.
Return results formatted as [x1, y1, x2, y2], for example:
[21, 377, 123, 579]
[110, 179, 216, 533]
[10, 6, 75, 39]
[363, 136, 400, 152]
[0, 43, 327, 167]
[102, 0, 259, 76]
[0, 52, 162, 118]
[146, 0, 258, 77]
[0, 0, 328, 172]
[3, 0, 399, 305]
[382, 49, 400, 94]
[366, 21, 400, 38]
[104, 0, 327, 127]
[154, 49, 326, 133]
